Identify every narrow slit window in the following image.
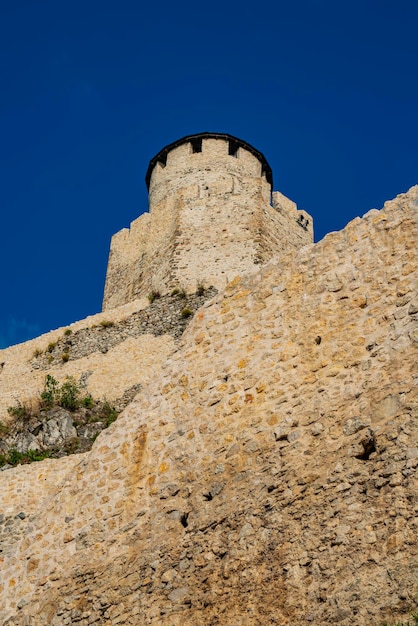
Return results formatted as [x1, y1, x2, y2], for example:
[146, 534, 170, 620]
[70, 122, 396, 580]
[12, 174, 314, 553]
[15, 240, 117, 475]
[191, 138, 202, 153]
[157, 152, 167, 168]
[229, 140, 239, 158]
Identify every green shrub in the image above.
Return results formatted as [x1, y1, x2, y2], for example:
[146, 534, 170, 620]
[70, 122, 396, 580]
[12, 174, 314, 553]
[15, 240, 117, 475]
[148, 290, 161, 303]
[7, 400, 31, 419]
[47, 342, 57, 353]
[100, 400, 119, 427]
[0, 448, 53, 467]
[61, 352, 70, 363]
[8, 449, 25, 465]
[181, 308, 193, 318]
[171, 288, 180, 296]
[59, 377, 81, 411]
[0, 449, 21, 467]
[64, 328, 72, 336]
[26, 449, 51, 463]
[196, 282, 205, 296]
[64, 437, 80, 454]
[40, 375, 82, 411]
[81, 395, 95, 409]
[40, 374, 60, 408]
[100, 320, 114, 328]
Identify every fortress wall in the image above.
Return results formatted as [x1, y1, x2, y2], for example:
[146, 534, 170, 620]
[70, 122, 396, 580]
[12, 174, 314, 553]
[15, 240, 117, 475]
[103, 193, 179, 310]
[103, 136, 313, 309]
[238, 145, 263, 176]
[0, 455, 83, 572]
[273, 190, 313, 232]
[257, 194, 313, 263]
[0, 297, 173, 423]
[165, 141, 192, 169]
[102, 200, 178, 310]
[0, 454, 81, 516]
[167, 177, 262, 292]
[1, 187, 416, 625]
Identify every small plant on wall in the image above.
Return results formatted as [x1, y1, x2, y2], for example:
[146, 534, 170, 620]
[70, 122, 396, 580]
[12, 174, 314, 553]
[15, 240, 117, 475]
[148, 290, 161, 303]
[99, 320, 114, 328]
[3, 374, 121, 468]
[196, 281, 205, 296]
[7, 400, 32, 420]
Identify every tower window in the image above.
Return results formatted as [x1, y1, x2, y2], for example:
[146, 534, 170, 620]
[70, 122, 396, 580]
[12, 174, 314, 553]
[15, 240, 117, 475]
[191, 138, 202, 153]
[297, 214, 309, 230]
[157, 152, 167, 168]
[228, 140, 239, 158]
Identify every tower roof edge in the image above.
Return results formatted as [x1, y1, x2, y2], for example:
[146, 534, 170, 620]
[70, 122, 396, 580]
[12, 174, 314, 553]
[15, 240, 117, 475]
[145, 132, 273, 189]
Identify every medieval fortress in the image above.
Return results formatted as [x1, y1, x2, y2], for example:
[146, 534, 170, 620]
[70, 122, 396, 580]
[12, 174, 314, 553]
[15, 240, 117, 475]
[0, 133, 417, 626]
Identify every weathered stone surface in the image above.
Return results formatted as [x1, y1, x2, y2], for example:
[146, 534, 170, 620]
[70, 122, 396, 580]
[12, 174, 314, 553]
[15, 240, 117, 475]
[103, 135, 312, 309]
[0, 185, 417, 625]
[0, 288, 215, 422]
[0, 386, 149, 465]
[31, 287, 217, 370]
[41, 409, 77, 448]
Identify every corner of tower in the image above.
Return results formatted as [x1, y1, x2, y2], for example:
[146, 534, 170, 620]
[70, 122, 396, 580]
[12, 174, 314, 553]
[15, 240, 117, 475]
[272, 190, 314, 242]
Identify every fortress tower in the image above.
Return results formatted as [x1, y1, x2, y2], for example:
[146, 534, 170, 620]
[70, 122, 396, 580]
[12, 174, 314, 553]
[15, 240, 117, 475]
[103, 132, 313, 310]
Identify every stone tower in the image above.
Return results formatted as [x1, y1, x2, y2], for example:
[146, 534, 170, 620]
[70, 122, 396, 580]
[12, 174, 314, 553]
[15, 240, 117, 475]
[103, 132, 313, 310]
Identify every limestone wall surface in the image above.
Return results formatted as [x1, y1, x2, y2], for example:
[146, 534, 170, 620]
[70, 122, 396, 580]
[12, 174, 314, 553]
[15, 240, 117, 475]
[0, 287, 217, 425]
[0, 186, 417, 625]
[103, 136, 313, 310]
[0, 297, 174, 423]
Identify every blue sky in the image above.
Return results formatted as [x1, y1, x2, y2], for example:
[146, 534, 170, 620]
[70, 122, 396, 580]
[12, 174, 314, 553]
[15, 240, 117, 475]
[1, 0, 417, 348]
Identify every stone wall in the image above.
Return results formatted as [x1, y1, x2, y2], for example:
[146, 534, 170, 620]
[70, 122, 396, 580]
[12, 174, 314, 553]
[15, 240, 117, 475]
[0, 186, 417, 625]
[103, 136, 313, 310]
[0, 289, 215, 425]
[0, 297, 172, 423]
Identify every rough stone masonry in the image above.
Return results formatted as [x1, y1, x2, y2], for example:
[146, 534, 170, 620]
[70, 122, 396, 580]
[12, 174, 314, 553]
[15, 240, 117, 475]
[102, 133, 312, 309]
[0, 133, 417, 625]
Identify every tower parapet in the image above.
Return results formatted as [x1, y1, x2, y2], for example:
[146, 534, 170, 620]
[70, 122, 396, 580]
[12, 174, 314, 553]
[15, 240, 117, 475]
[103, 133, 313, 310]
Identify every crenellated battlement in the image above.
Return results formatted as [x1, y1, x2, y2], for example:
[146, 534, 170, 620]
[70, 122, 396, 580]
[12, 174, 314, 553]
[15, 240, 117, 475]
[146, 132, 273, 190]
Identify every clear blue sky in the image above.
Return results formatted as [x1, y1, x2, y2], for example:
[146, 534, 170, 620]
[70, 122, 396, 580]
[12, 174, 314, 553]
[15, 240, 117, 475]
[1, 0, 417, 348]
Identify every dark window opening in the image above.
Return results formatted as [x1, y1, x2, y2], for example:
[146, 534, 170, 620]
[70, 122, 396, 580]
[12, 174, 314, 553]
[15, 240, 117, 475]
[297, 214, 309, 231]
[355, 432, 376, 461]
[157, 151, 167, 169]
[228, 140, 239, 158]
[191, 138, 202, 153]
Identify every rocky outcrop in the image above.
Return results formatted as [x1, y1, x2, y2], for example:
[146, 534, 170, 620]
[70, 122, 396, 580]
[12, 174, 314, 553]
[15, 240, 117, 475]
[0, 187, 417, 625]
[0, 395, 133, 469]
